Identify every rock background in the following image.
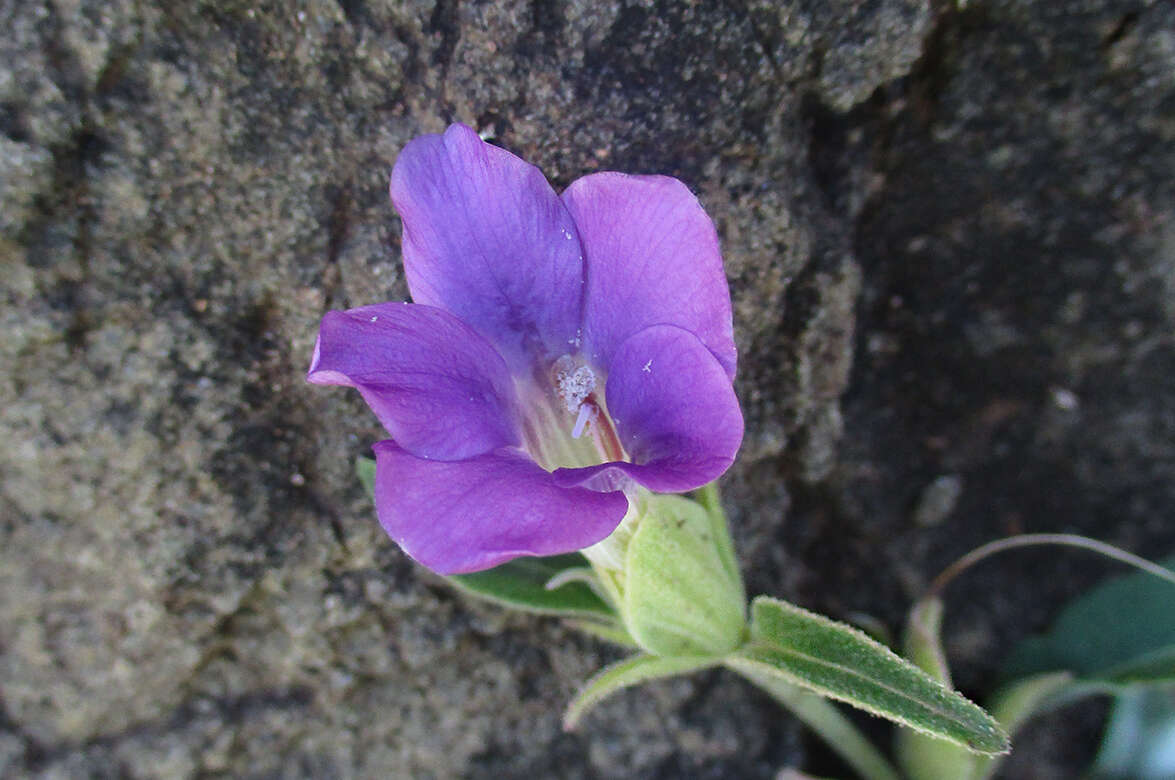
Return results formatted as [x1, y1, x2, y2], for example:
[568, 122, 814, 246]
[2, 0, 1172, 777]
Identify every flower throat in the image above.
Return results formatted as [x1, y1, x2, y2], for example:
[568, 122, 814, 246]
[520, 355, 626, 471]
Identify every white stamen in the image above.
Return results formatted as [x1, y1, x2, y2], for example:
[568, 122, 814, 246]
[642, 359, 652, 373]
[571, 403, 595, 439]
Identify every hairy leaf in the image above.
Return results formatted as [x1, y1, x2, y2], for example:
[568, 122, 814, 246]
[730, 597, 1009, 755]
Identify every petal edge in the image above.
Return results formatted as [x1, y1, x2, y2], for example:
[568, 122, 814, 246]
[308, 302, 520, 461]
[391, 124, 586, 370]
[374, 442, 629, 574]
[563, 172, 736, 379]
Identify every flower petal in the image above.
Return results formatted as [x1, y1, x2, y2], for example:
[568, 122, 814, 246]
[390, 124, 585, 371]
[308, 302, 520, 461]
[373, 441, 629, 574]
[562, 172, 736, 379]
[552, 325, 743, 493]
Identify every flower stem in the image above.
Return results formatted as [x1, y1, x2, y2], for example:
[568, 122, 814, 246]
[925, 532, 1175, 601]
[731, 664, 902, 780]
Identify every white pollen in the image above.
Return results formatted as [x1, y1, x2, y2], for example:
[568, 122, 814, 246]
[571, 403, 595, 439]
[642, 360, 652, 373]
[556, 360, 597, 413]
[370, 315, 379, 323]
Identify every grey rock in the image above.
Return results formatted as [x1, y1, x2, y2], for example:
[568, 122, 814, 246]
[2, 0, 1172, 777]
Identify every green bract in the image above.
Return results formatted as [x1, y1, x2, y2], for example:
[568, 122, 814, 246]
[619, 493, 747, 656]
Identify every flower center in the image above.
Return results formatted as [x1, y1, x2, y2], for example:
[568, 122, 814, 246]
[520, 355, 626, 471]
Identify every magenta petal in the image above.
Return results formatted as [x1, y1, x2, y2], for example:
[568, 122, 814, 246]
[308, 303, 520, 461]
[562, 173, 736, 379]
[390, 124, 585, 370]
[553, 325, 743, 493]
[373, 442, 629, 574]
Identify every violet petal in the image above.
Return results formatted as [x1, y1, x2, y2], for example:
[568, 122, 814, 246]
[390, 124, 585, 371]
[552, 324, 743, 493]
[562, 172, 736, 379]
[308, 302, 520, 461]
[373, 441, 629, 574]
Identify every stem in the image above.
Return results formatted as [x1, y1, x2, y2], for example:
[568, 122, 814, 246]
[692, 481, 722, 516]
[731, 664, 902, 780]
[926, 533, 1175, 602]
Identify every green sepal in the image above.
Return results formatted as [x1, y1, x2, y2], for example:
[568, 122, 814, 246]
[622, 494, 747, 656]
[729, 596, 1009, 755]
[356, 457, 616, 620]
[563, 653, 721, 730]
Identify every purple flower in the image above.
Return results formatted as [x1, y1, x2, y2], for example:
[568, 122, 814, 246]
[308, 124, 742, 574]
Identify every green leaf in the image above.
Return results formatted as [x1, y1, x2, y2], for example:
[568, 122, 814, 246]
[623, 494, 746, 656]
[974, 553, 1175, 778]
[1102, 647, 1175, 685]
[728, 596, 1009, 755]
[1003, 556, 1175, 684]
[450, 554, 617, 618]
[563, 653, 720, 730]
[357, 457, 615, 619]
[1091, 686, 1175, 780]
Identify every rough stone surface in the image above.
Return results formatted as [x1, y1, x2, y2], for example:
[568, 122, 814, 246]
[1, 0, 1172, 777]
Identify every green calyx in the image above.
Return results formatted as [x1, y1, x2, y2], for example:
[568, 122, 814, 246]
[609, 492, 748, 657]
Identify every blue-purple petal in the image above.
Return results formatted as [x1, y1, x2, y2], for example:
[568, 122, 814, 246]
[373, 441, 629, 574]
[308, 302, 520, 461]
[562, 172, 737, 379]
[390, 124, 586, 371]
[552, 325, 743, 493]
